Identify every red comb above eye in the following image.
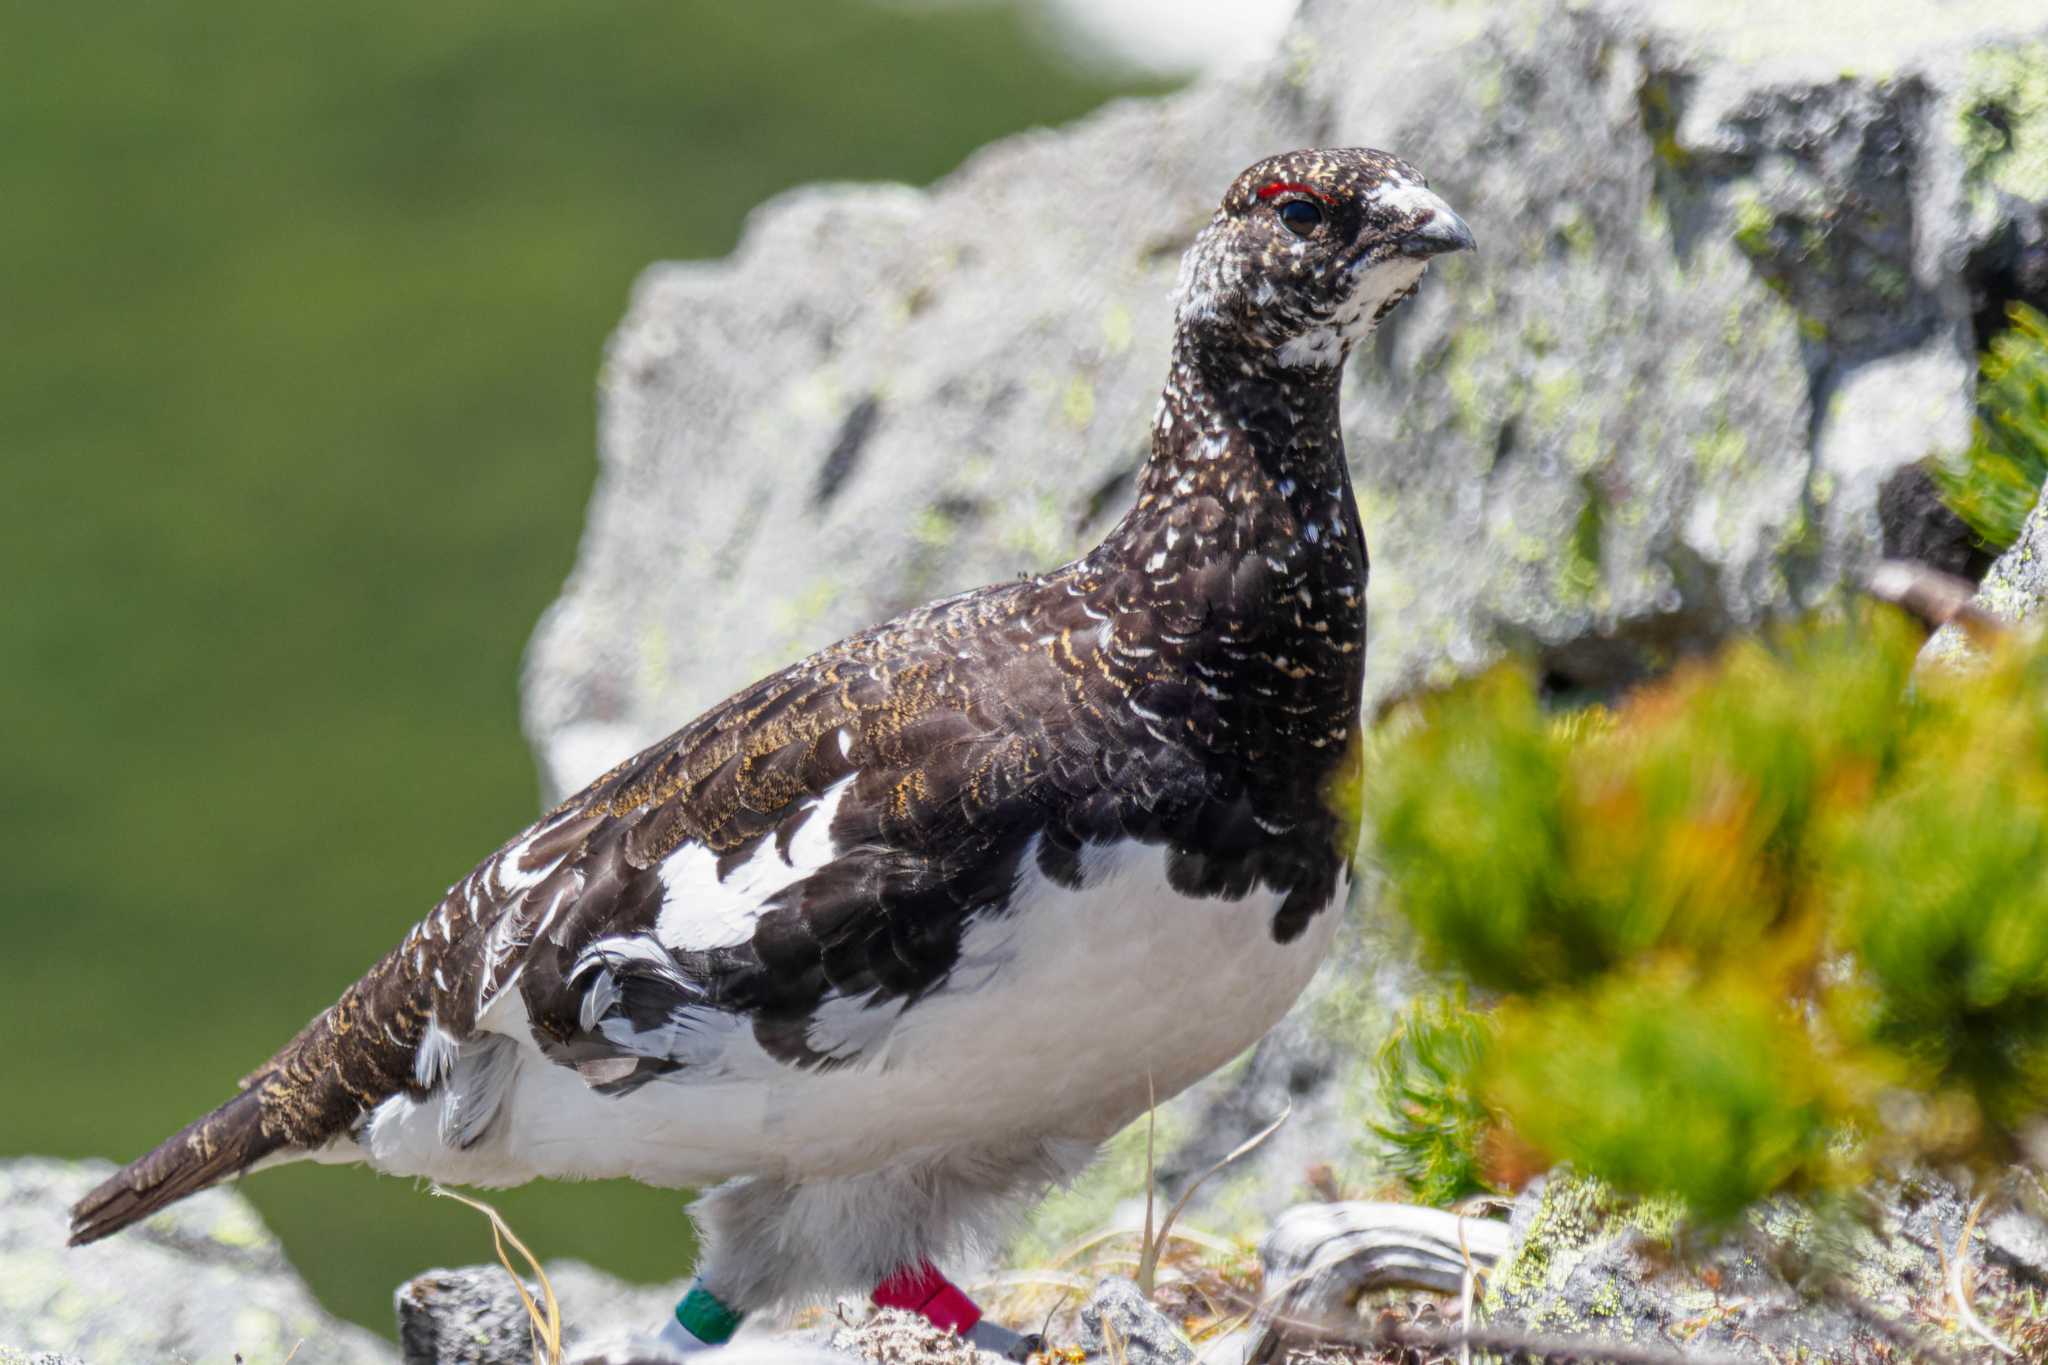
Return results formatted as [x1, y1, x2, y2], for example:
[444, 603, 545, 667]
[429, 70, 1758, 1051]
[1255, 181, 1335, 205]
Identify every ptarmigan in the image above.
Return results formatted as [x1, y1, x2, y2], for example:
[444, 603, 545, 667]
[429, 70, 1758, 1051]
[71, 148, 1472, 1356]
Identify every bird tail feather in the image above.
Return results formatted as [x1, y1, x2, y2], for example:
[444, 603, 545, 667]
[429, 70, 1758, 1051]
[68, 1086, 287, 1246]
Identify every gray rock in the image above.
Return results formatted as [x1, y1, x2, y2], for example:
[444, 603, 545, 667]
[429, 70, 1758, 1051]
[0, 1352, 86, 1365]
[0, 1157, 394, 1365]
[1987, 1204, 2048, 1279]
[1878, 463, 1985, 580]
[1485, 1170, 2048, 1360]
[1922, 488, 2048, 669]
[396, 1266, 539, 1365]
[394, 1262, 858, 1365]
[1076, 1279, 1192, 1365]
[394, 1261, 680, 1364]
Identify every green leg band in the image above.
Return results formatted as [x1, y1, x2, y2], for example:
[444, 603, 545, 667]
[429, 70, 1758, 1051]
[674, 1281, 745, 1345]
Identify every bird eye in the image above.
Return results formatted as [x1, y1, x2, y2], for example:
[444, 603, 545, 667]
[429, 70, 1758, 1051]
[1276, 199, 1323, 236]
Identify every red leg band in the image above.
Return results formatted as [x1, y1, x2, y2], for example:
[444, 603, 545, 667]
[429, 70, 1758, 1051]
[872, 1259, 983, 1336]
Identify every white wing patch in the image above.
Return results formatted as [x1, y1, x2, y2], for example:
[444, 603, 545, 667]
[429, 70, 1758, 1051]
[654, 775, 853, 952]
[491, 822, 563, 897]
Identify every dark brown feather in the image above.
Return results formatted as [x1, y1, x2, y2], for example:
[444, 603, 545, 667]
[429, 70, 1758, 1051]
[69, 1087, 279, 1245]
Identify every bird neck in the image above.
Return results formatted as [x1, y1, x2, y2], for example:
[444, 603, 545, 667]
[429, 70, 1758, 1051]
[1109, 335, 1367, 613]
[1086, 332, 1369, 817]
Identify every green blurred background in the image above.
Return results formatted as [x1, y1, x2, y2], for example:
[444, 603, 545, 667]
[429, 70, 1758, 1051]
[0, 3, 1171, 1335]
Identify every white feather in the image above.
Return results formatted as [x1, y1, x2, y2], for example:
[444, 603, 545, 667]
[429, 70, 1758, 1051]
[1276, 326, 1340, 367]
[413, 1020, 461, 1088]
[804, 991, 907, 1063]
[655, 776, 853, 951]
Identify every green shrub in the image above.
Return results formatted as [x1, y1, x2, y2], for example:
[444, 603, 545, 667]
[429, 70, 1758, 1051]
[1365, 609, 2048, 1216]
[1375, 613, 1916, 997]
[1371, 991, 1498, 1206]
[1832, 643, 2048, 1142]
[1935, 301, 2048, 549]
[1484, 971, 1834, 1221]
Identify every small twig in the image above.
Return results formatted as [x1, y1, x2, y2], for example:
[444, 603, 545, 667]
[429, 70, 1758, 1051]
[1049, 1224, 1143, 1269]
[1102, 1316, 1129, 1365]
[1040, 1287, 1077, 1346]
[974, 1269, 1095, 1294]
[1864, 559, 2006, 640]
[1950, 1192, 2017, 1358]
[1139, 1072, 1158, 1298]
[1193, 1312, 1255, 1364]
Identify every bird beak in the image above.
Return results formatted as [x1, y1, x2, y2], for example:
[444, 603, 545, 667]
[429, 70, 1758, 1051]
[1370, 180, 1476, 259]
[1397, 203, 1476, 258]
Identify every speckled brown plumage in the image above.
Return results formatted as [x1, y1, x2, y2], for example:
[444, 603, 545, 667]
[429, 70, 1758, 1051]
[70, 147, 1473, 1248]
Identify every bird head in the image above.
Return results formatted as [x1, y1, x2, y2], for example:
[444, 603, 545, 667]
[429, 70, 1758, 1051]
[1174, 148, 1473, 370]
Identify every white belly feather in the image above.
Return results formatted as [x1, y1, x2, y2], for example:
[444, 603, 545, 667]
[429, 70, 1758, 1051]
[356, 838, 1344, 1189]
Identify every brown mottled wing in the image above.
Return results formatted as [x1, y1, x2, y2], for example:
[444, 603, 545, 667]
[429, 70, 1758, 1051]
[476, 570, 1219, 1085]
[482, 543, 1350, 1088]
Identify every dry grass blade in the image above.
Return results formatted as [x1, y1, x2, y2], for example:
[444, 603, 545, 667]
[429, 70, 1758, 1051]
[1137, 1103, 1290, 1300]
[432, 1183, 564, 1365]
[1193, 1310, 1254, 1363]
[1140, 1071, 1157, 1296]
[1049, 1221, 1234, 1274]
[1949, 1192, 2016, 1358]
[1049, 1224, 1148, 1270]
[973, 1268, 1096, 1295]
[1864, 559, 2006, 640]
[1103, 1315, 1129, 1365]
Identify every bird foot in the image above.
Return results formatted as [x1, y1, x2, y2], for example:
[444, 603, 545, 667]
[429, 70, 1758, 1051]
[965, 1320, 1044, 1361]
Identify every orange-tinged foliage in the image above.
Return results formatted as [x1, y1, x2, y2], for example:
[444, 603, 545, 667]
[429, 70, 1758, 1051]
[1364, 607, 2048, 1215]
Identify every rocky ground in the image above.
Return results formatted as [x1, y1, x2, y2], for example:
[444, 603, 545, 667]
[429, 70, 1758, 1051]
[16, 1153, 2048, 1362]
[0, 1159, 392, 1365]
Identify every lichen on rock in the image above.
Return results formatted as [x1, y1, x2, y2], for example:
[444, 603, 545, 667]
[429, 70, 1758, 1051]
[0, 1158, 394, 1365]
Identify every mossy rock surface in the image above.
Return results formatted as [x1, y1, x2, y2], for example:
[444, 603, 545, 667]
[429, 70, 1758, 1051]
[0, 1158, 394, 1365]
[1487, 1170, 2048, 1360]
